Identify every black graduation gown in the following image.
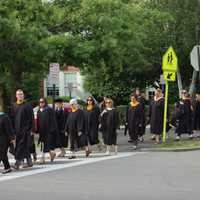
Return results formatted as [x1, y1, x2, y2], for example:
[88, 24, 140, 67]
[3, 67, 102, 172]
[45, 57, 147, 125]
[149, 98, 164, 135]
[126, 104, 143, 142]
[136, 96, 146, 136]
[0, 113, 15, 169]
[100, 108, 119, 145]
[84, 106, 100, 145]
[37, 106, 58, 152]
[11, 102, 34, 160]
[193, 100, 200, 130]
[65, 109, 86, 151]
[55, 109, 68, 148]
[175, 99, 193, 135]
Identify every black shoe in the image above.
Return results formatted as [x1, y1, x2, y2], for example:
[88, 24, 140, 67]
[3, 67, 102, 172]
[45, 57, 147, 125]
[68, 156, 76, 159]
[2, 168, 12, 174]
[139, 136, 144, 143]
[23, 158, 33, 168]
[85, 150, 91, 157]
[33, 153, 37, 162]
[12, 160, 21, 170]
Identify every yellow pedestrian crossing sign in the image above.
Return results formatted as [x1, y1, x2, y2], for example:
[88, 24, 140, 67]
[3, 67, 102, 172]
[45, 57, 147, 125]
[162, 46, 178, 143]
[163, 71, 176, 81]
[162, 46, 178, 72]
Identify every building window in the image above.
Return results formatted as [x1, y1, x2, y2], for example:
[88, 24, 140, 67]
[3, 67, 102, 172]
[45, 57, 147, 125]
[64, 72, 77, 97]
[47, 87, 59, 96]
[64, 73, 77, 85]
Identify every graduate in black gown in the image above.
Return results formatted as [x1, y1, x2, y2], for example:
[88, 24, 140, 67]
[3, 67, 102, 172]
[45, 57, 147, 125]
[149, 88, 164, 144]
[100, 98, 119, 155]
[126, 93, 143, 149]
[135, 88, 146, 142]
[174, 90, 194, 140]
[55, 99, 68, 157]
[0, 110, 15, 174]
[11, 89, 34, 169]
[37, 98, 58, 164]
[193, 94, 200, 131]
[65, 99, 86, 159]
[84, 96, 100, 156]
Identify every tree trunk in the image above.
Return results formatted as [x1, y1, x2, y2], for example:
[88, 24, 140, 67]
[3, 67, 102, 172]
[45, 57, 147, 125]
[189, 70, 198, 99]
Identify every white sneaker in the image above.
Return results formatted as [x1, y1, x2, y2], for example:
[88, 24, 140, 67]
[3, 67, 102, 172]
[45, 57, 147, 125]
[132, 145, 137, 150]
[105, 151, 111, 156]
[189, 134, 194, 139]
[175, 135, 180, 141]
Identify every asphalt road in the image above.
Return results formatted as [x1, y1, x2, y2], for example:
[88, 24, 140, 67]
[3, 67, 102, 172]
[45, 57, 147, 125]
[0, 150, 200, 200]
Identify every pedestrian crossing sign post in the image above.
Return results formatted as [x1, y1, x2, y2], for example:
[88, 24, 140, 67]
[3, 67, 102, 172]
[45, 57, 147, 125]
[163, 71, 176, 81]
[162, 46, 178, 74]
[162, 47, 178, 142]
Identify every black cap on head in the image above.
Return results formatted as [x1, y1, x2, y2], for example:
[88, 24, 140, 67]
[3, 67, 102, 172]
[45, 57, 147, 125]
[54, 98, 63, 103]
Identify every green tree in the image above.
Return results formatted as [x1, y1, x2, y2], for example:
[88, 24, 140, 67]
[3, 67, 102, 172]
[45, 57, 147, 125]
[0, 0, 71, 108]
[57, 0, 174, 104]
[146, 0, 200, 93]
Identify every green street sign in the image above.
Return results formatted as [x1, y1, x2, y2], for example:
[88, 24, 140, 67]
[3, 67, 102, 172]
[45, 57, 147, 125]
[162, 46, 178, 72]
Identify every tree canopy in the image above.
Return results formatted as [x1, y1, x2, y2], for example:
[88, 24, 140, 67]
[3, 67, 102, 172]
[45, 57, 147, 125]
[0, 0, 200, 107]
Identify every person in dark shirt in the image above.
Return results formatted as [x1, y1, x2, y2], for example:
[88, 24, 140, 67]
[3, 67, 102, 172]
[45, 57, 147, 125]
[174, 90, 194, 140]
[37, 98, 58, 164]
[126, 93, 143, 149]
[54, 99, 68, 157]
[149, 88, 164, 144]
[193, 94, 200, 132]
[135, 88, 146, 142]
[84, 96, 100, 156]
[11, 89, 34, 169]
[100, 98, 119, 155]
[65, 99, 86, 159]
[0, 110, 15, 174]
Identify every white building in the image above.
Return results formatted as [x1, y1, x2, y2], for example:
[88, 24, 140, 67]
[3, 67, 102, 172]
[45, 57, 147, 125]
[44, 66, 90, 100]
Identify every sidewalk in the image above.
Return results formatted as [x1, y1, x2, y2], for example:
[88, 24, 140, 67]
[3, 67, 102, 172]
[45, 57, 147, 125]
[117, 127, 200, 152]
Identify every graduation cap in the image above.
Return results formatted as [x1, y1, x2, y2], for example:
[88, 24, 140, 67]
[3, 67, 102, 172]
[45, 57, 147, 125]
[54, 98, 63, 103]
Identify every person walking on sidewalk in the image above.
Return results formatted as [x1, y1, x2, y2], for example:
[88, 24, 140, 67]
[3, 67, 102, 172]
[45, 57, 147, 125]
[84, 96, 100, 156]
[135, 88, 146, 142]
[65, 99, 86, 159]
[0, 110, 15, 174]
[10, 89, 34, 169]
[149, 88, 164, 144]
[174, 90, 194, 141]
[193, 93, 200, 133]
[37, 98, 58, 164]
[126, 93, 143, 149]
[55, 99, 68, 157]
[100, 98, 119, 155]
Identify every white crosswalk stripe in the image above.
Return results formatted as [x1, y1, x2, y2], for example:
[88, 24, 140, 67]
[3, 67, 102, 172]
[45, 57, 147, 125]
[0, 152, 145, 182]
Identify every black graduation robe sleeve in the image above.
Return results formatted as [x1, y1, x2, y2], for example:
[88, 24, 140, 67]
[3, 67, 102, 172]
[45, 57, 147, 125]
[3, 115, 15, 141]
[24, 103, 34, 133]
[77, 110, 85, 134]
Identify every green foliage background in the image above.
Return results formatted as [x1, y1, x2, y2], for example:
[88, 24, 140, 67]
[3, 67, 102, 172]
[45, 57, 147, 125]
[0, 0, 200, 108]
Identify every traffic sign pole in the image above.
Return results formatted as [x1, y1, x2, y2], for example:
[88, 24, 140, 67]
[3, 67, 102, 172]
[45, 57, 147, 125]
[162, 46, 178, 143]
[162, 80, 169, 143]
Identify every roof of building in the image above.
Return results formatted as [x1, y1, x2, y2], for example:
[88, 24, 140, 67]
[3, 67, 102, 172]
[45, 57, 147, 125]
[62, 66, 80, 72]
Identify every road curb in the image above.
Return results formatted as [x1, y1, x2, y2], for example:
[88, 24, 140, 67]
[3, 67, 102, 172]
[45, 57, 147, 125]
[138, 147, 200, 152]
